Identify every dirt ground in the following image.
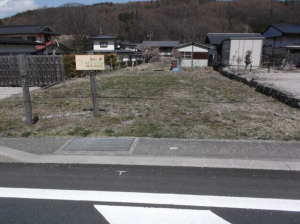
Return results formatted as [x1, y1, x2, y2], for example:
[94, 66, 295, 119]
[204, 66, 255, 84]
[0, 62, 299, 140]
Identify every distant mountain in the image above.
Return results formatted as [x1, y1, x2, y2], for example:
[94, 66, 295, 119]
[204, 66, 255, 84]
[60, 3, 85, 7]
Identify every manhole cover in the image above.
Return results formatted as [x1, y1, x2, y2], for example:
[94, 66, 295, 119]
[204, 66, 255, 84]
[65, 138, 135, 152]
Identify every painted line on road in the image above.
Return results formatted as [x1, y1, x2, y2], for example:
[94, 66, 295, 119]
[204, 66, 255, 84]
[0, 187, 300, 212]
[95, 206, 231, 224]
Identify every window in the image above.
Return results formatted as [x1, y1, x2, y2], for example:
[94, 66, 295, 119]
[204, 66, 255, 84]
[27, 36, 37, 42]
[100, 42, 108, 48]
[182, 52, 192, 59]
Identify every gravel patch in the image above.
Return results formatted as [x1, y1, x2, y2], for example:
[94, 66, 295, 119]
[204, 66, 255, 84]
[243, 73, 300, 100]
[0, 87, 40, 100]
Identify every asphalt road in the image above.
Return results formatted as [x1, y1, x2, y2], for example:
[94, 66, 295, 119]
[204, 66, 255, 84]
[0, 164, 299, 224]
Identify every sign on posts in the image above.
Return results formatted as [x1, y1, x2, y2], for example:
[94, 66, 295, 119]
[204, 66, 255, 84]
[75, 55, 105, 71]
[75, 55, 105, 117]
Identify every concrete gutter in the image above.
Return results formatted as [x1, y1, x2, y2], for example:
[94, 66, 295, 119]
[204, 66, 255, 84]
[1, 145, 300, 171]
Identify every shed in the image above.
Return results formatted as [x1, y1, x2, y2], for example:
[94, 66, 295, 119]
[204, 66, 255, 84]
[221, 37, 265, 68]
[174, 42, 211, 67]
[205, 33, 263, 66]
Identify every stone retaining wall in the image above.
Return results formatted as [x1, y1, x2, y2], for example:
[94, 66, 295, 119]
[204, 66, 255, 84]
[217, 69, 300, 109]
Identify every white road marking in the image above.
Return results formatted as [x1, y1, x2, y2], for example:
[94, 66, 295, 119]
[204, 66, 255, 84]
[116, 171, 127, 176]
[0, 188, 300, 212]
[95, 205, 231, 224]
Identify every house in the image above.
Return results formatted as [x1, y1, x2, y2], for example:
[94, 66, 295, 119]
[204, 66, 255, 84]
[174, 42, 211, 67]
[36, 40, 72, 55]
[87, 35, 136, 61]
[0, 25, 71, 55]
[120, 42, 138, 52]
[0, 37, 43, 55]
[138, 41, 180, 57]
[205, 33, 264, 68]
[262, 23, 300, 54]
[0, 25, 61, 44]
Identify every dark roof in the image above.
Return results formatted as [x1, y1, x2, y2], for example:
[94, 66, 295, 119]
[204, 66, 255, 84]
[86, 49, 134, 53]
[175, 42, 210, 50]
[140, 41, 180, 48]
[267, 23, 300, 35]
[0, 25, 61, 36]
[0, 37, 44, 45]
[205, 33, 263, 45]
[121, 42, 137, 46]
[90, 35, 117, 40]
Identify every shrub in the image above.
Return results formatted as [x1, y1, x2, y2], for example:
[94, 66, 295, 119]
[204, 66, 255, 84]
[105, 53, 118, 69]
[63, 54, 82, 78]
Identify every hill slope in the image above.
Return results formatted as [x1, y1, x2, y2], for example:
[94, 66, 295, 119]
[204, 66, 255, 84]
[1, 0, 299, 48]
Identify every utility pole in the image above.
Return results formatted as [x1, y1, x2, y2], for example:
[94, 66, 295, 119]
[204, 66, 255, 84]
[18, 55, 33, 126]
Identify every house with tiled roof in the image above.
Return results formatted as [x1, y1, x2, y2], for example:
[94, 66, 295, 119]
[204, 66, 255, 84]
[87, 35, 142, 61]
[0, 25, 71, 55]
[0, 37, 43, 55]
[262, 23, 300, 54]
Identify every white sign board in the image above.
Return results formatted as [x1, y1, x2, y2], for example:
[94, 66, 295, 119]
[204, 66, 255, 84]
[75, 55, 105, 71]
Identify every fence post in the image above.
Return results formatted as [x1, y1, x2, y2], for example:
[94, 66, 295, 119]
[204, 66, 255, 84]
[18, 55, 33, 126]
[90, 71, 98, 117]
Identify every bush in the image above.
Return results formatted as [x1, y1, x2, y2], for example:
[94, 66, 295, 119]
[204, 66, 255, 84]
[63, 54, 82, 78]
[105, 53, 118, 69]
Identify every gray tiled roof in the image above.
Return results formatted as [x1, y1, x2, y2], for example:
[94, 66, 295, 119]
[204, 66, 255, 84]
[140, 41, 180, 48]
[90, 35, 117, 40]
[0, 25, 60, 35]
[205, 33, 262, 45]
[86, 49, 133, 53]
[0, 37, 43, 45]
[272, 23, 300, 34]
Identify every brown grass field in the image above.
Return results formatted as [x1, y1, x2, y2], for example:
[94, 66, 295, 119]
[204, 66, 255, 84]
[0, 63, 299, 140]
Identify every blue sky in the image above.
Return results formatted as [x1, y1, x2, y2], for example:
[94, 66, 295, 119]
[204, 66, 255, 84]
[0, 0, 145, 19]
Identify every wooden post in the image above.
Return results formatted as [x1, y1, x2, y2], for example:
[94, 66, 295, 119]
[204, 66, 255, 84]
[191, 43, 194, 68]
[18, 55, 33, 126]
[90, 71, 98, 117]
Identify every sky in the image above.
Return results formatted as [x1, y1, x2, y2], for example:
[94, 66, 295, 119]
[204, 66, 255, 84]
[0, 0, 145, 19]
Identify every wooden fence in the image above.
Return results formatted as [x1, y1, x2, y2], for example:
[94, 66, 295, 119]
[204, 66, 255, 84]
[0, 55, 65, 87]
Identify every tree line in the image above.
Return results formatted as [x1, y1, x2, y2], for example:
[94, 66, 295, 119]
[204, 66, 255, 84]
[1, 0, 299, 51]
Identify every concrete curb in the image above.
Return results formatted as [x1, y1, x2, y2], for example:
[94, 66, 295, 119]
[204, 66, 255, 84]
[1, 146, 300, 171]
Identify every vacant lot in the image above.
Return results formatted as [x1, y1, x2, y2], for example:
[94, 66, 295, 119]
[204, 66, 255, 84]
[0, 63, 299, 140]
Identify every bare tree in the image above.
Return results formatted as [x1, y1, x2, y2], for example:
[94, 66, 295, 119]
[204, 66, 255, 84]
[141, 44, 160, 63]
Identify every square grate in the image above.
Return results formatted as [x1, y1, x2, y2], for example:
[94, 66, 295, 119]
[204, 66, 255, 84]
[64, 138, 135, 152]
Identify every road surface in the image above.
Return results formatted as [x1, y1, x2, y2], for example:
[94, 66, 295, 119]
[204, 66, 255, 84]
[0, 163, 299, 224]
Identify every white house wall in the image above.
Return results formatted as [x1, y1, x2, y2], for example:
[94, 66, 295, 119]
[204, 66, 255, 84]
[228, 39, 263, 67]
[93, 40, 115, 51]
[177, 45, 208, 53]
[181, 59, 208, 67]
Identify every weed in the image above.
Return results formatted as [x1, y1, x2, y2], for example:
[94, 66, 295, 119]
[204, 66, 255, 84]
[68, 127, 91, 137]
[21, 131, 32, 138]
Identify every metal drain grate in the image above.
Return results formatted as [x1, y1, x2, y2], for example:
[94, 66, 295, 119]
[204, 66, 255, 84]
[65, 138, 135, 152]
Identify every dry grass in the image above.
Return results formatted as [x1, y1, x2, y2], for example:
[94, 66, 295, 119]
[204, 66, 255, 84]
[0, 62, 299, 140]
